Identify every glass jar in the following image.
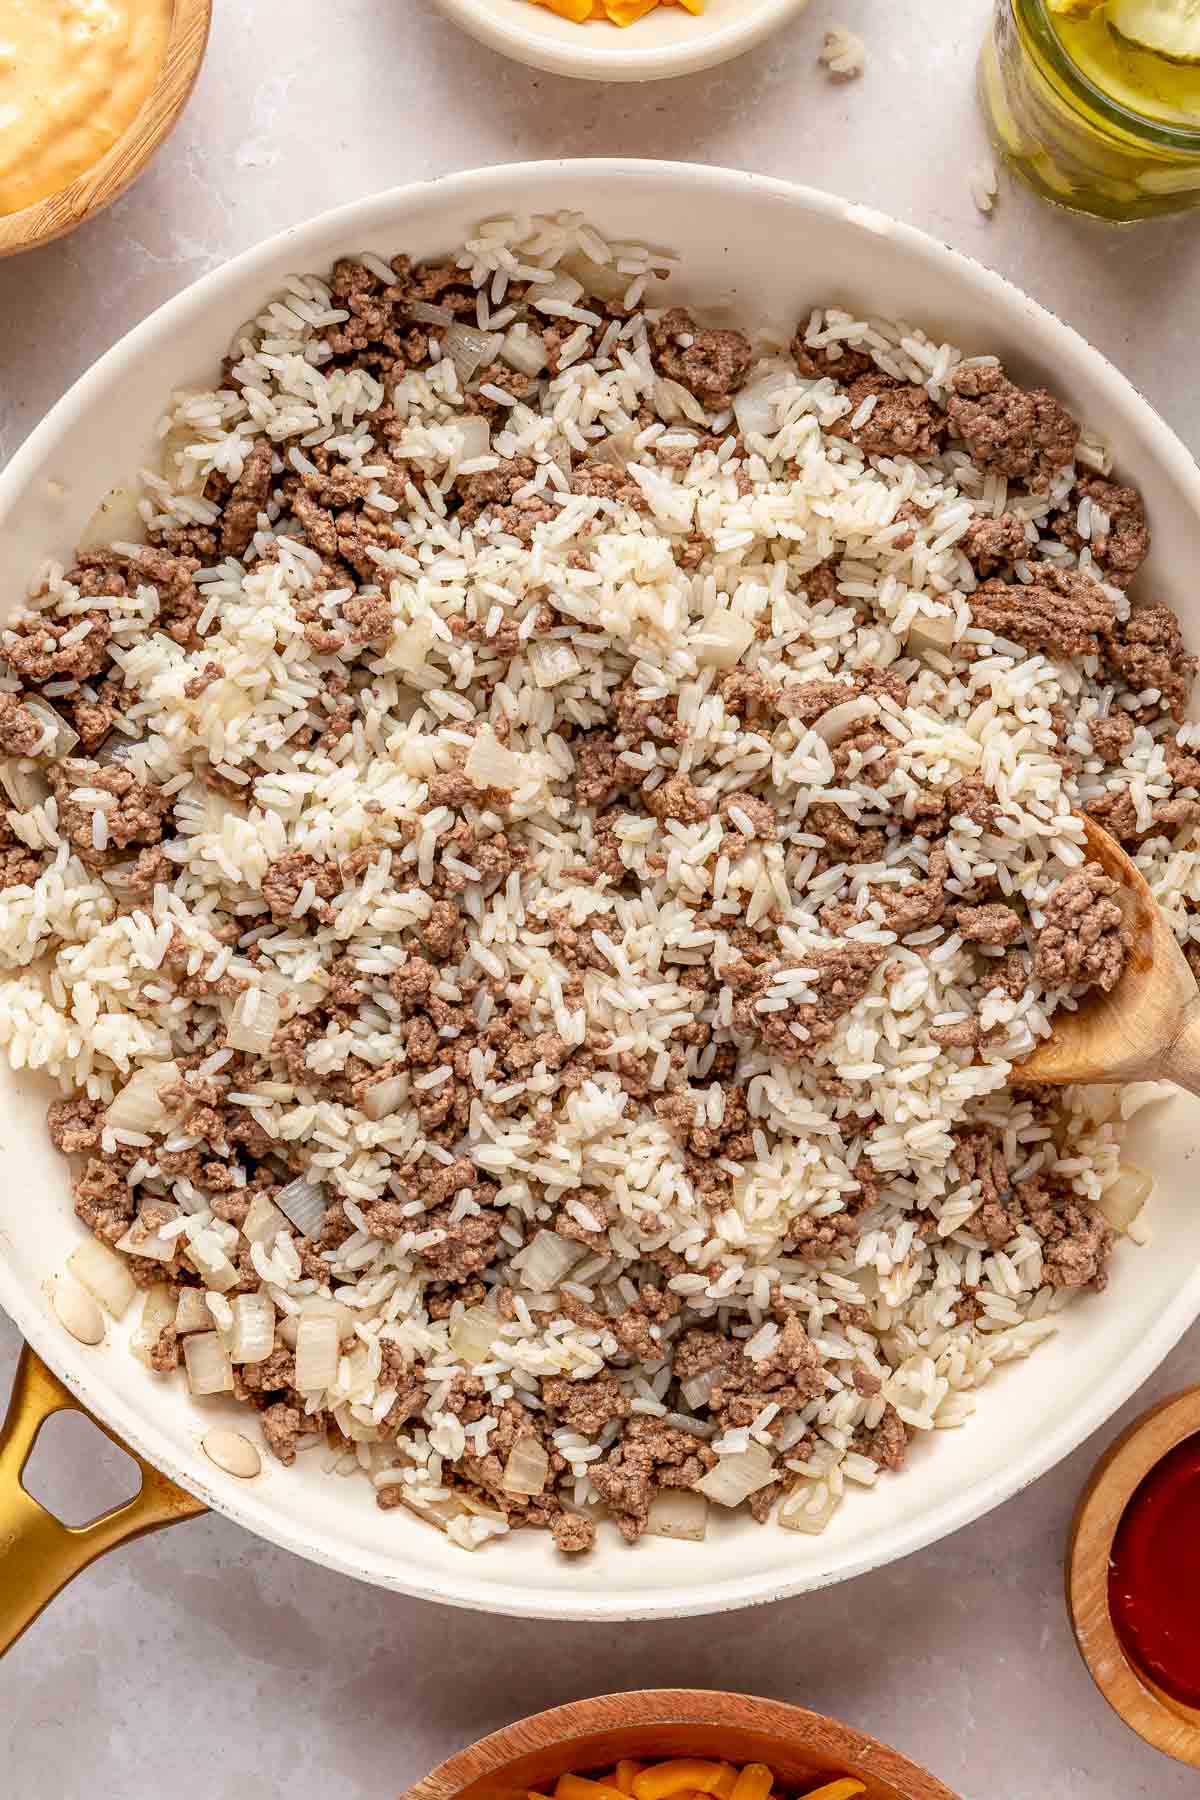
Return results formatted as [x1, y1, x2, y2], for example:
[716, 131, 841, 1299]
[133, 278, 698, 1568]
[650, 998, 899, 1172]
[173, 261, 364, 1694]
[980, 0, 1200, 221]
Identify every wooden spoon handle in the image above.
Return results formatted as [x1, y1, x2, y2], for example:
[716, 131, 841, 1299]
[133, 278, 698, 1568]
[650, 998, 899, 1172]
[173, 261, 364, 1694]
[1157, 993, 1200, 1097]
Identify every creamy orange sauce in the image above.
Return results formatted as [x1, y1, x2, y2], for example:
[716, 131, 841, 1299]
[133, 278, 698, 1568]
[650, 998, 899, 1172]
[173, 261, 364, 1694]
[0, 0, 172, 216]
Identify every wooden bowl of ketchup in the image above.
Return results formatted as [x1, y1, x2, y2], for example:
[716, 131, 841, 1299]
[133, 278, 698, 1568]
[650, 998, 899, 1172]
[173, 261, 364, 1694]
[1067, 1387, 1200, 1767]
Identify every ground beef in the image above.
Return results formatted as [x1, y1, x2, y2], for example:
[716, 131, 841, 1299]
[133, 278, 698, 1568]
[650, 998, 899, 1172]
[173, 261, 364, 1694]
[587, 1417, 717, 1542]
[47, 1094, 103, 1155]
[261, 851, 343, 923]
[420, 1201, 503, 1281]
[960, 511, 1028, 576]
[219, 440, 274, 557]
[551, 1511, 596, 1554]
[455, 458, 536, 526]
[832, 373, 945, 460]
[1033, 863, 1128, 993]
[4, 609, 113, 685]
[777, 678, 856, 728]
[979, 1172, 1114, 1290]
[1104, 601, 1197, 722]
[644, 774, 713, 823]
[876, 846, 949, 937]
[1054, 476, 1150, 590]
[955, 902, 1023, 946]
[946, 361, 1078, 489]
[729, 943, 885, 1063]
[852, 1402, 909, 1472]
[969, 568, 1116, 661]
[1087, 711, 1135, 763]
[261, 1402, 303, 1465]
[47, 761, 170, 866]
[572, 463, 647, 511]
[0, 693, 42, 756]
[707, 1315, 825, 1429]
[542, 1373, 631, 1435]
[648, 308, 753, 413]
[790, 332, 878, 385]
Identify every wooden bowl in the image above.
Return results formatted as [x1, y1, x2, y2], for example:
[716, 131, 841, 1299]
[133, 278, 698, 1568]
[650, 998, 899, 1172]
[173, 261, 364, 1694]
[0, 0, 212, 259]
[1067, 1387, 1200, 1767]
[402, 1690, 960, 1800]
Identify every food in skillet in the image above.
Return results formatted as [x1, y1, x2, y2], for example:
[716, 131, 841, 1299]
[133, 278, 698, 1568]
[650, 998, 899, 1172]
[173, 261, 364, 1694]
[2, 210, 1195, 1553]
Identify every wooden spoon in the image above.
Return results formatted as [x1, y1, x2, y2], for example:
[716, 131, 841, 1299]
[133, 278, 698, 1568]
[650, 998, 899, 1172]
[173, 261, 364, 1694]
[1017, 814, 1200, 1092]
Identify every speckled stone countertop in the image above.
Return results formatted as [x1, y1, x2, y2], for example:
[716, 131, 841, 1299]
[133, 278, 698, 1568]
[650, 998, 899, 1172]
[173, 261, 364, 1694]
[2, 2, 1200, 1794]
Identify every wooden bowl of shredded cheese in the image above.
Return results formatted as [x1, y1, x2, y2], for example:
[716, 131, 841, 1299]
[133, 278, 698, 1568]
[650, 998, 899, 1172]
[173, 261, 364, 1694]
[0, 0, 211, 259]
[403, 1692, 960, 1800]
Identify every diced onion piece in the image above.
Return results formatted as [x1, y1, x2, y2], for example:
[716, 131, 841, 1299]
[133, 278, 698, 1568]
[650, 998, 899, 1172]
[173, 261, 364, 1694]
[695, 1441, 777, 1507]
[449, 1303, 498, 1365]
[23, 698, 80, 760]
[680, 1368, 720, 1411]
[733, 368, 796, 438]
[0, 761, 50, 809]
[583, 428, 638, 471]
[530, 273, 585, 312]
[653, 376, 710, 427]
[187, 1235, 240, 1293]
[295, 1315, 339, 1393]
[905, 610, 958, 653]
[410, 300, 455, 326]
[465, 728, 531, 791]
[331, 1401, 379, 1443]
[457, 1491, 509, 1525]
[501, 1434, 549, 1496]
[361, 1074, 405, 1121]
[66, 1237, 136, 1319]
[500, 324, 549, 378]
[645, 1487, 709, 1541]
[454, 414, 492, 462]
[226, 986, 280, 1055]
[274, 1175, 327, 1238]
[183, 1329, 234, 1397]
[515, 1229, 585, 1292]
[229, 1290, 276, 1363]
[175, 1287, 211, 1333]
[528, 641, 581, 689]
[131, 1282, 176, 1364]
[115, 1204, 182, 1263]
[810, 696, 878, 747]
[77, 482, 143, 552]
[442, 322, 502, 385]
[241, 1192, 289, 1247]
[104, 1061, 180, 1134]
[277, 1295, 354, 1350]
[388, 613, 436, 674]
[693, 607, 756, 669]
[559, 249, 630, 305]
[1097, 1164, 1153, 1235]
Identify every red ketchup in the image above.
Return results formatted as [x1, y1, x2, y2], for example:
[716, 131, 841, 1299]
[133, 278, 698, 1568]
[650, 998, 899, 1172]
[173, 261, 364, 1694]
[1108, 1433, 1200, 1711]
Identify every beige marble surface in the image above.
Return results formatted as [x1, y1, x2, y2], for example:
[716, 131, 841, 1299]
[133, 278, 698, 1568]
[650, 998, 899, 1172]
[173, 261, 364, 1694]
[3, 0, 1200, 1794]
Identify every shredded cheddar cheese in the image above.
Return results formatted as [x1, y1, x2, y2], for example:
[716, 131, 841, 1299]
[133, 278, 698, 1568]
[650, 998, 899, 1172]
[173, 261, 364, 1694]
[525, 0, 704, 26]
[535, 1760, 865, 1800]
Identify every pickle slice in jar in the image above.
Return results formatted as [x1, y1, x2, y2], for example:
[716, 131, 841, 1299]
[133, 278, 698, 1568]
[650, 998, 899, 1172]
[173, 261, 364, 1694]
[1110, 0, 1200, 61]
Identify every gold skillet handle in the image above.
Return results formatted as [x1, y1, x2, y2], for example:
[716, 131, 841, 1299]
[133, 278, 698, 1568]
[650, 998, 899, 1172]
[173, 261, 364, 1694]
[0, 1343, 207, 1657]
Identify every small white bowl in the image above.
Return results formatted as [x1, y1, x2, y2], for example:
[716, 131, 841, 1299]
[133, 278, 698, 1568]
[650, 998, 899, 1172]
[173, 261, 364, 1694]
[431, 0, 813, 82]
